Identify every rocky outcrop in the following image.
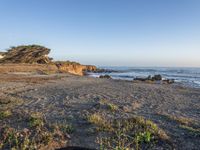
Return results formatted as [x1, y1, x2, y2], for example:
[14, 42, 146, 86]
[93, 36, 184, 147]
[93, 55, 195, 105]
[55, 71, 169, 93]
[134, 74, 163, 81]
[0, 45, 97, 76]
[55, 61, 97, 76]
[0, 62, 97, 76]
[85, 65, 97, 72]
[162, 79, 175, 84]
[0, 45, 52, 64]
[134, 74, 175, 84]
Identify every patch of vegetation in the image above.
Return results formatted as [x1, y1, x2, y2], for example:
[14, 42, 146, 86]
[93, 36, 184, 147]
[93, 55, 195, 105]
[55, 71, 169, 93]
[161, 114, 195, 126]
[170, 116, 194, 125]
[0, 110, 12, 120]
[0, 125, 59, 149]
[99, 99, 119, 112]
[0, 112, 68, 149]
[0, 109, 72, 149]
[1, 45, 51, 64]
[107, 103, 118, 112]
[28, 113, 44, 128]
[88, 113, 105, 125]
[0, 97, 24, 110]
[99, 99, 108, 105]
[88, 114, 169, 150]
[58, 124, 75, 134]
[87, 113, 112, 132]
[161, 113, 200, 137]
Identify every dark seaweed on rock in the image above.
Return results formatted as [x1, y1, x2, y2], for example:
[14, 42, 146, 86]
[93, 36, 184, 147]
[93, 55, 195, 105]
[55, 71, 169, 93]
[0, 45, 52, 64]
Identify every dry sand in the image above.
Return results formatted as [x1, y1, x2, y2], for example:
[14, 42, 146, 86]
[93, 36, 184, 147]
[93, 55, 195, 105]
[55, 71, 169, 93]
[0, 73, 200, 150]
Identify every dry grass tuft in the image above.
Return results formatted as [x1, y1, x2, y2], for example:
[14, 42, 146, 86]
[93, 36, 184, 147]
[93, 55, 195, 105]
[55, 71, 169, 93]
[87, 113, 112, 132]
[180, 125, 200, 136]
[107, 103, 118, 112]
[99, 99, 118, 112]
[160, 113, 197, 126]
[170, 116, 194, 125]
[28, 112, 44, 128]
[0, 110, 12, 120]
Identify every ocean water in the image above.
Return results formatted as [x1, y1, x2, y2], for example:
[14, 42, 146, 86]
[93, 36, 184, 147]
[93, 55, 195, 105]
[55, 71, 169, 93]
[88, 67, 200, 88]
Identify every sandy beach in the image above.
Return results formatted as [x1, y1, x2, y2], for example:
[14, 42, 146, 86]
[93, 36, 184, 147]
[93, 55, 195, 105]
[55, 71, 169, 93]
[0, 73, 200, 149]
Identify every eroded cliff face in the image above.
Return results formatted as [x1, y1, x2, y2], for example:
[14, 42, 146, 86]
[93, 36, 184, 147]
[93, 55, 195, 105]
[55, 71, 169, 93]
[85, 65, 97, 72]
[55, 62, 97, 76]
[0, 63, 97, 76]
[0, 61, 96, 76]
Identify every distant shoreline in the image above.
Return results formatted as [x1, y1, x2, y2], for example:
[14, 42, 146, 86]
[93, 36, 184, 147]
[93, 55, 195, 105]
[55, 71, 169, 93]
[88, 66, 200, 88]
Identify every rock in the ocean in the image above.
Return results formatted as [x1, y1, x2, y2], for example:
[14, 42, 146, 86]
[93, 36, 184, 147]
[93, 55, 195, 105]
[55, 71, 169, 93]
[134, 77, 148, 81]
[163, 79, 175, 84]
[134, 74, 175, 84]
[99, 75, 111, 79]
[134, 75, 162, 81]
[92, 68, 119, 73]
[152, 74, 162, 81]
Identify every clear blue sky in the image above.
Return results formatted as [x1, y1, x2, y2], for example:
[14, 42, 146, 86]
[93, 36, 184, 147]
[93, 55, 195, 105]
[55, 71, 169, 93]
[0, 0, 200, 67]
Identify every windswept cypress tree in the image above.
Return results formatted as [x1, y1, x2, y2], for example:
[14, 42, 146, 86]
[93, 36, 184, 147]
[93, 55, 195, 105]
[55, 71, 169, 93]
[0, 45, 52, 64]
